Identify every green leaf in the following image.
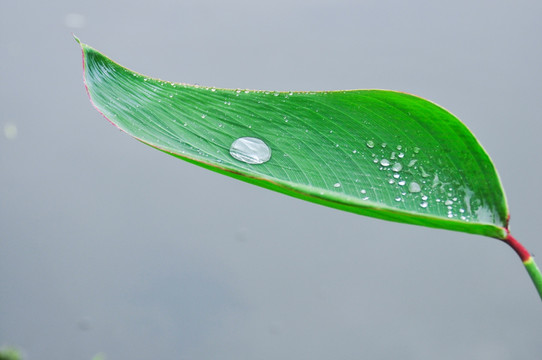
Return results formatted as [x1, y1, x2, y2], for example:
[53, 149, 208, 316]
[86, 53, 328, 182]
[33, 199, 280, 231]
[77, 38, 508, 239]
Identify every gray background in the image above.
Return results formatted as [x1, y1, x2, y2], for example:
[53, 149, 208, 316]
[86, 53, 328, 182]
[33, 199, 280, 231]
[1, 0, 542, 359]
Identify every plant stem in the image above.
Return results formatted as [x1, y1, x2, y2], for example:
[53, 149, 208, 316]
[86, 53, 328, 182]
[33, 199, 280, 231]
[504, 232, 542, 301]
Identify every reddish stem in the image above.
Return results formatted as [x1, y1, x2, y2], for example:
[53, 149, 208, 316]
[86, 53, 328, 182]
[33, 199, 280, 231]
[504, 231, 531, 262]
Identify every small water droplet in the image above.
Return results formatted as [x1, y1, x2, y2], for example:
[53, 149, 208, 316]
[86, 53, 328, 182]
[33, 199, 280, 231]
[408, 159, 418, 167]
[445, 199, 454, 206]
[397, 145, 402, 150]
[392, 163, 403, 172]
[380, 159, 390, 166]
[334, 182, 341, 188]
[393, 173, 400, 179]
[360, 189, 367, 194]
[420, 201, 428, 208]
[421, 195, 428, 201]
[229, 137, 271, 164]
[201, 114, 207, 118]
[381, 143, 387, 148]
[408, 182, 421, 193]
[398, 180, 406, 186]
[388, 179, 395, 184]
[420, 166, 430, 178]
[395, 196, 402, 202]
[366, 140, 375, 148]
[414, 147, 420, 154]
[398, 152, 405, 158]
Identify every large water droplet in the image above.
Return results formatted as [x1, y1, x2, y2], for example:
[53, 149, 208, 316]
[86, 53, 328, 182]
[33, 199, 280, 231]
[380, 159, 390, 166]
[230, 137, 271, 164]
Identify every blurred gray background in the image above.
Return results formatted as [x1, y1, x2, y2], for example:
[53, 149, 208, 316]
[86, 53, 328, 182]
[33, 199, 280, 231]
[1, 0, 541, 359]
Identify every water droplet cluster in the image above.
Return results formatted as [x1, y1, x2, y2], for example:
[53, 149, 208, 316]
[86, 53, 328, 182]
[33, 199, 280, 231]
[358, 139, 497, 223]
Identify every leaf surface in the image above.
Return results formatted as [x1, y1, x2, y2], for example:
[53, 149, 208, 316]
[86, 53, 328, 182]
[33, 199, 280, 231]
[78, 39, 509, 239]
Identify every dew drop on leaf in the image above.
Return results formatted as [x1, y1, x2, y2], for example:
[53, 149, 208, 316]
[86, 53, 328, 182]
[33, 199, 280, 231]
[229, 137, 271, 164]
[392, 163, 403, 172]
[366, 140, 375, 148]
[408, 182, 421, 193]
